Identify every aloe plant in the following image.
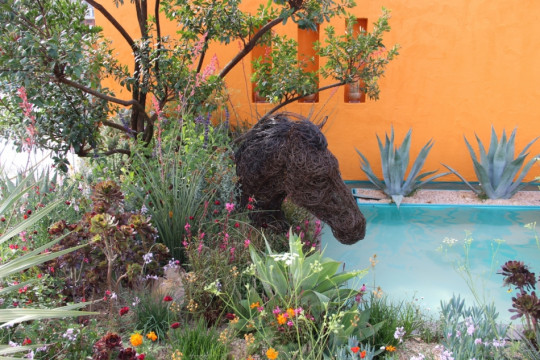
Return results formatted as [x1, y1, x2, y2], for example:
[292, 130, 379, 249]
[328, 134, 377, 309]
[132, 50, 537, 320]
[443, 128, 539, 199]
[356, 127, 449, 207]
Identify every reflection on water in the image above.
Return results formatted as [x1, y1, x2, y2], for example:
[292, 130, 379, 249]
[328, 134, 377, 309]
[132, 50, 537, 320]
[322, 204, 540, 323]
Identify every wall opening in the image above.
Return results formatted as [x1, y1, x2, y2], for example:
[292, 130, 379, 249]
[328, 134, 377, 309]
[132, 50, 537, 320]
[298, 25, 319, 103]
[345, 18, 367, 104]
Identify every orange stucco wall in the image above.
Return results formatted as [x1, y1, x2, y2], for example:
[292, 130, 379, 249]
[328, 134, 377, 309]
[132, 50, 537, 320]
[96, 0, 540, 182]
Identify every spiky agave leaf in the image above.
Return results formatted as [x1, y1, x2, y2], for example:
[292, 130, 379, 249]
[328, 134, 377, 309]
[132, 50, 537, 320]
[357, 127, 448, 207]
[445, 128, 539, 199]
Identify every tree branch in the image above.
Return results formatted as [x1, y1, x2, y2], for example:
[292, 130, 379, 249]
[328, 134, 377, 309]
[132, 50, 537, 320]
[102, 120, 131, 134]
[53, 75, 145, 112]
[85, 0, 135, 48]
[218, 17, 283, 79]
[262, 81, 346, 118]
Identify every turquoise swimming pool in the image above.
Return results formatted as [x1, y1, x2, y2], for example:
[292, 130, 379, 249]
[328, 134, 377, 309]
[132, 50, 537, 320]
[322, 204, 540, 323]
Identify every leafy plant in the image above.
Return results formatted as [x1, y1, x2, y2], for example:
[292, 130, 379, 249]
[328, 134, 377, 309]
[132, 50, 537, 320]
[207, 232, 382, 359]
[360, 294, 424, 350]
[0, 175, 96, 358]
[443, 127, 539, 199]
[439, 295, 507, 360]
[356, 127, 449, 207]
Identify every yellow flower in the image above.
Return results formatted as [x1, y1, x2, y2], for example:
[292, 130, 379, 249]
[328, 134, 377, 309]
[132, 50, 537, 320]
[130, 333, 143, 347]
[386, 345, 396, 352]
[250, 301, 260, 309]
[276, 313, 287, 325]
[286, 308, 295, 318]
[266, 347, 279, 359]
[146, 331, 158, 342]
[171, 349, 183, 360]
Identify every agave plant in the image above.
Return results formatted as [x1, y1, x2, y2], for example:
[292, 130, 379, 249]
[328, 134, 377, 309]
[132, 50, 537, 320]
[443, 128, 539, 199]
[0, 174, 95, 358]
[356, 127, 449, 207]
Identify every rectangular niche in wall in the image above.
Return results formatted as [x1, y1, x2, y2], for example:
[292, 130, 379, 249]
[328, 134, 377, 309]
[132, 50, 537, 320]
[345, 18, 367, 104]
[298, 25, 319, 103]
[252, 29, 272, 103]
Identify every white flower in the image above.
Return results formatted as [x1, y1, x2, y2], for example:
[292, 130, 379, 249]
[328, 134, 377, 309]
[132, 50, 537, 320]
[410, 354, 425, 360]
[394, 326, 406, 343]
[270, 252, 299, 266]
[142, 252, 154, 264]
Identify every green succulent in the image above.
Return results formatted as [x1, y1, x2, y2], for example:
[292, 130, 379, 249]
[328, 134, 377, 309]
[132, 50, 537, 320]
[356, 127, 449, 207]
[443, 128, 539, 199]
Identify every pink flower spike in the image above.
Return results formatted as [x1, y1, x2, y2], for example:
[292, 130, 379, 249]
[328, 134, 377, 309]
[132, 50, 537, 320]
[244, 239, 251, 248]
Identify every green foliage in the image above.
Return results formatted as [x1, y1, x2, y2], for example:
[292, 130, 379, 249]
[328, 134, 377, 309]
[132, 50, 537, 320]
[0, 0, 397, 165]
[439, 295, 507, 360]
[168, 318, 230, 360]
[318, 9, 399, 100]
[443, 127, 539, 199]
[129, 115, 237, 262]
[130, 288, 180, 341]
[208, 233, 376, 359]
[356, 127, 449, 207]
[0, 174, 96, 358]
[360, 294, 424, 351]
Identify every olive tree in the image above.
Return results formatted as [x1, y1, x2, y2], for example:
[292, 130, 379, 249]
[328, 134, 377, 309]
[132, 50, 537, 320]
[0, 0, 398, 169]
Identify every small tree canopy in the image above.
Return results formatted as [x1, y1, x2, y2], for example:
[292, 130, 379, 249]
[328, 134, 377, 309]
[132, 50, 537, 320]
[0, 0, 398, 169]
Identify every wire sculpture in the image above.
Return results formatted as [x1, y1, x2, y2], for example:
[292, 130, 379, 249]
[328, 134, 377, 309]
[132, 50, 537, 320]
[235, 112, 366, 245]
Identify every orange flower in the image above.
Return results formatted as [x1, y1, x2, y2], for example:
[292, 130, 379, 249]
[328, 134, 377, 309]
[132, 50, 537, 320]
[276, 313, 287, 325]
[286, 308, 295, 318]
[146, 331, 157, 342]
[360, 350, 366, 358]
[386, 345, 396, 352]
[266, 348, 279, 359]
[130, 333, 143, 347]
[250, 301, 260, 309]
[351, 346, 360, 353]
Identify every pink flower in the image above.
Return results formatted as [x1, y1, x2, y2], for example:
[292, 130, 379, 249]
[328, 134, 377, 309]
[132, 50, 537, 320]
[197, 242, 203, 254]
[287, 320, 294, 327]
[273, 306, 281, 315]
[244, 239, 251, 248]
[225, 203, 235, 214]
[184, 222, 191, 232]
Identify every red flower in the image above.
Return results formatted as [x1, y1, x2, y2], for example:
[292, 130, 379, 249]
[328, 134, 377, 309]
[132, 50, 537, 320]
[23, 214, 28, 219]
[137, 355, 145, 360]
[247, 204, 254, 210]
[225, 313, 236, 320]
[214, 200, 221, 205]
[163, 295, 173, 302]
[0, 217, 5, 222]
[360, 350, 366, 358]
[234, 222, 240, 228]
[170, 322, 180, 329]
[65, 201, 71, 205]
[351, 346, 360, 354]
[119, 306, 130, 316]
[27, 210, 32, 215]
[22, 338, 32, 345]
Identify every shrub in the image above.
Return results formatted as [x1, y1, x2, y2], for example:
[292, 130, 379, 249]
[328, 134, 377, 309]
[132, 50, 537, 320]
[207, 232, 383, 359]
[356, 127, 448, 207]
[443, 127, 539, 199]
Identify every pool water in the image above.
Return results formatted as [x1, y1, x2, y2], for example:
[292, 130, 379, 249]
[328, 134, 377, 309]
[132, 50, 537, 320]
[322, 204, 540, 324]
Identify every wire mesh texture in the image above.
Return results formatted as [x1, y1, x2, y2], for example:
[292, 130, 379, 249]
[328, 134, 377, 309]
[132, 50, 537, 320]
[235, 112, 366, 245]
